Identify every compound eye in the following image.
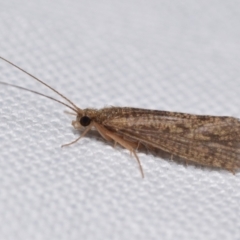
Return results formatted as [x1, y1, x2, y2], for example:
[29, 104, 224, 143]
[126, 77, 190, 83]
[80, 116, 91, 126]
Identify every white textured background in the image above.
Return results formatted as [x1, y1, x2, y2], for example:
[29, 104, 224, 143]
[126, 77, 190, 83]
[0, 1, 240, 240]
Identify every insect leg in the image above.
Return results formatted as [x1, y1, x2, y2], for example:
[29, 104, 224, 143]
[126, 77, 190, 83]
[94, 122, 144, 178]
[61, 122, 94, 147]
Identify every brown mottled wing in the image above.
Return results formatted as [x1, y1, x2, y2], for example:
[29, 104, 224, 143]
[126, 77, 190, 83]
[102, 108, 240, 171]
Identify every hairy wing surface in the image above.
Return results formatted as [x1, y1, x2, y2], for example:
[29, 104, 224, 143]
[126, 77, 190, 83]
[103, 109, 240, 170]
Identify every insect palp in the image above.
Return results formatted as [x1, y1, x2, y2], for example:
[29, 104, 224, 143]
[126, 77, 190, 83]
[64, 110, 77, 116]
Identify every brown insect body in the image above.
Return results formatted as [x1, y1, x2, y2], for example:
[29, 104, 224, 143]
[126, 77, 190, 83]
[0, 56, 240, 177]
[72, 107, 240, 175]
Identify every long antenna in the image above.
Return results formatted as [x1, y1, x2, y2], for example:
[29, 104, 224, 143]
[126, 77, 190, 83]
[0, 56, 82, 112]
[0, 81, 78, 113]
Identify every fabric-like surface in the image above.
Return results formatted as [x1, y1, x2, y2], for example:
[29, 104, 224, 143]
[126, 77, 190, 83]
[0, 1, 240, 240]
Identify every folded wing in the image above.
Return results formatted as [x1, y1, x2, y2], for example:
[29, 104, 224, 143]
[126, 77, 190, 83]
[102, 108, 240, 171]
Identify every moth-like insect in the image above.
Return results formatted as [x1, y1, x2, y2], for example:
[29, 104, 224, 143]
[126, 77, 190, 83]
[0, 56, 240, 177]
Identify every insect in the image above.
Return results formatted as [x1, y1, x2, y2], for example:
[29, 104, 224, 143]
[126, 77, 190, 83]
[0, 56, 240, 178]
